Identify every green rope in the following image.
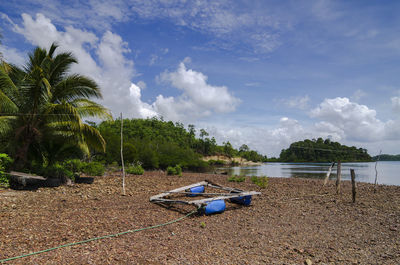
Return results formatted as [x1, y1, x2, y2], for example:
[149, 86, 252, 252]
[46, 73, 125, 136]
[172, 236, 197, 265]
[1, 210, 197, 263]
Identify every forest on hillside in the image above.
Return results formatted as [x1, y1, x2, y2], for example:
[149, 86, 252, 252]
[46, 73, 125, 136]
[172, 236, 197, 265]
[94, 118, 267, 170]
[278, 138, 372, 162]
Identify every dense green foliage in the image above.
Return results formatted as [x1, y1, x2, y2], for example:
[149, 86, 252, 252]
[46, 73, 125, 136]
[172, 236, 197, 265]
[96, 118, 267, 171]
[63, 159, 105, 176]
[279, 138, 372, 162]
[0, 43, 111, 172]
[372, 154, 400, 161]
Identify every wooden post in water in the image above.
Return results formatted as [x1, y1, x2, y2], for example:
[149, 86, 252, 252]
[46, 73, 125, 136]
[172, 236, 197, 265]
[350, 169, 356, 203]
[120, 113, 126, 196]
[336, 161, 341, 194]
[323, 162, 335, 186]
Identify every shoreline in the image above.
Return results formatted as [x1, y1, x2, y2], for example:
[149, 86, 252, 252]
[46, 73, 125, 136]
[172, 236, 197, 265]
[1, 172, 399, 264]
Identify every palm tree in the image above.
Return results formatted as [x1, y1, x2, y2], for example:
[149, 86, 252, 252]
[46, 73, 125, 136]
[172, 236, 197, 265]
[0, 43, 111, 170]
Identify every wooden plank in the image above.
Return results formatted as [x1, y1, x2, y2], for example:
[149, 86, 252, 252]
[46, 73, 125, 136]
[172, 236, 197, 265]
[189, 191, 261, 206]
[149, 181, 208, 201]
[161, 191, 236, 196]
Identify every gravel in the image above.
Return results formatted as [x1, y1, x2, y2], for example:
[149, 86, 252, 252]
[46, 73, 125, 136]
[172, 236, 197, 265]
[1, 171, 399, 264]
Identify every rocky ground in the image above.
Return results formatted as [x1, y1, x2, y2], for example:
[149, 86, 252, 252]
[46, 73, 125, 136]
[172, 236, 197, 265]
[1, 172, 399, 264]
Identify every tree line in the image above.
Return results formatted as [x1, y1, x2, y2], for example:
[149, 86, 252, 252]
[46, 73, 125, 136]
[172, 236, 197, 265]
[95, 118, 267, 171]
[278, 138, 372, 162]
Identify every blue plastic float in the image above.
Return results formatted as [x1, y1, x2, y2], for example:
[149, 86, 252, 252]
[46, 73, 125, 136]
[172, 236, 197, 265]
[229, 195, 252, 206]
[186, 185, 205, 197]
[204, 200, 226, 215]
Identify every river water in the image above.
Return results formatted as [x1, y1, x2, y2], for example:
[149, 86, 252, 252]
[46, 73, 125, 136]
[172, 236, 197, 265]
[219, 161, 400, 186]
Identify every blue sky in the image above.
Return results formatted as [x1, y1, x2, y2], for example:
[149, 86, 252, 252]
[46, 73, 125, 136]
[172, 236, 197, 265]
[1, 0, 400, 156]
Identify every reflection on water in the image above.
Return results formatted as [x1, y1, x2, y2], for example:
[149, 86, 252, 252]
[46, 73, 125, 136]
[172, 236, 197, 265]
[218, 161, 400, 186]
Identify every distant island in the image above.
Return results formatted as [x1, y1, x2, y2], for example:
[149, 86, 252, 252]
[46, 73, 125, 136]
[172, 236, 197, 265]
[276, 138, 372, 162]
[372, 154, 400, 161]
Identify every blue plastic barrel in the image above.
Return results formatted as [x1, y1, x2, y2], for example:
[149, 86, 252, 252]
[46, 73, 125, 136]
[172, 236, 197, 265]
[205, 200, 226, 215]
[186, 185, 205, 197]
[230, 195, 252, 206]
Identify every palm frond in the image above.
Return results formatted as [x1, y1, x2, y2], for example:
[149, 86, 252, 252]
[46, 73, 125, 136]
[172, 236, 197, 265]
[71, 99, 112, 120]
[53, 74, 102, 102]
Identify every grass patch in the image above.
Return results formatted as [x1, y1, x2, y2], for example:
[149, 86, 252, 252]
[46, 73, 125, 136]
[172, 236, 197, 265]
[227, 175, 246, 182]
[251, 176, 268, 188]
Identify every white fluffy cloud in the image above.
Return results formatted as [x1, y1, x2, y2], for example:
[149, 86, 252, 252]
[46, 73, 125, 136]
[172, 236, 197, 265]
[154, 62, 240, 122]
[11, 13, 239, 122]
[309, 97, 400, 145]
[310, 97, 385, 141]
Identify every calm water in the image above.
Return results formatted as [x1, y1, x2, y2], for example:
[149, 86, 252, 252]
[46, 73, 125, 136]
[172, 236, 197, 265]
[219, 161, 400, 186]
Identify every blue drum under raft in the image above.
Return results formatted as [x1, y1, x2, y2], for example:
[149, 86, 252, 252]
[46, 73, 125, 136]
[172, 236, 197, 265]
[229, 195, 252, 206]
[204, 200, 226, 215]
[186, 185, 205, 197]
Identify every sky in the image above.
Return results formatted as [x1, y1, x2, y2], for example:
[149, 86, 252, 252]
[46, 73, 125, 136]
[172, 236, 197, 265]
[1, 0, 400, 157]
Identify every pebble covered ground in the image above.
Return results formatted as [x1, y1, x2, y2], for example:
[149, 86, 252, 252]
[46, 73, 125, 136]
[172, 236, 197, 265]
[1, 171, 399, 264]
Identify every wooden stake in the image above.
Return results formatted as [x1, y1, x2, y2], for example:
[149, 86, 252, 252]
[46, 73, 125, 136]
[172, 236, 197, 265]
[336, 161, 341, 194]
[120, 113, 126, 196]
[350, 169, 356, 203]
[323, 162, 335, 186]
[374, 150, 381, 193]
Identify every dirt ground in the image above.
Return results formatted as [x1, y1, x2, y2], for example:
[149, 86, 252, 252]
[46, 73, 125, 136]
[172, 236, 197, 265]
[1, 172, 399, 264]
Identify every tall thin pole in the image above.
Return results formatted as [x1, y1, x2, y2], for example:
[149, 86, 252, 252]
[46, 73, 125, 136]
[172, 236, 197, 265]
[120, 113, 126, 196]
[374, 150, 382, 193]
[336, 161, 341, 194]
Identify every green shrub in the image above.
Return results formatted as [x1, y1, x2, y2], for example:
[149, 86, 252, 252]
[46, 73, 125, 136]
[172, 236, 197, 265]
[167, 165, 182, 176]
[227, 175, 245, 182]
[175, 165, 182, 176]
[0, 153, 13, 172]
[44, 164, 74, 180]
[251, 176, 268, 188]
[167, 166, 176, 175]
[126, 163, 144, 175]
[0, 154, 12, 188]
[63, 159, 85, 174]
[0, 174, 9, 188]
[83, 162, 105, 176]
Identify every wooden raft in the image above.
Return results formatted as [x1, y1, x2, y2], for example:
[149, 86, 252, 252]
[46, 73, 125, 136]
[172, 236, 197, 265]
[150, 180, 261, 208]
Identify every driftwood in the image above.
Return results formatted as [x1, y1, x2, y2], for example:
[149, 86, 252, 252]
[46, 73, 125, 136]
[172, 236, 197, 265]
[323, 162, 335, 186]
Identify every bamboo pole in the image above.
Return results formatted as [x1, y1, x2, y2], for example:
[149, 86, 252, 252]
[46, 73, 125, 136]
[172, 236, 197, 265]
[336, 161, 341, 194]
[374, 150, 382, 193]
[350, 169, 356, 203]
[120, 113, 126, 196]
[323, 162, 335, 186]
